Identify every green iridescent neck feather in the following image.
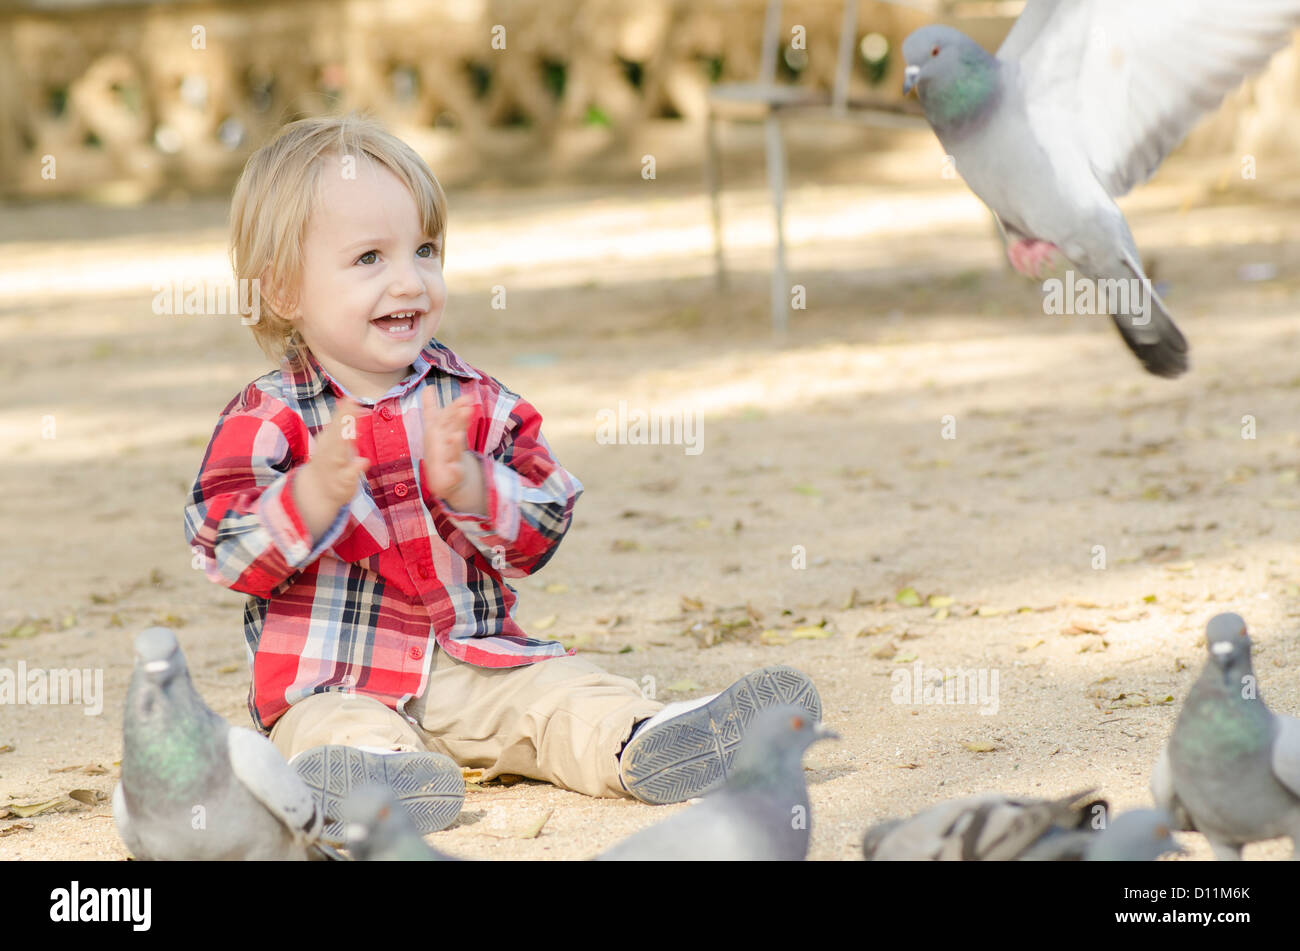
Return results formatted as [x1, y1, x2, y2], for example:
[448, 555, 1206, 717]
[923, 52, 1000, 130]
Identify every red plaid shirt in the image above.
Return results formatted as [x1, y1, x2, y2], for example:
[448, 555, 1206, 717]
[184, 341, 581, 732]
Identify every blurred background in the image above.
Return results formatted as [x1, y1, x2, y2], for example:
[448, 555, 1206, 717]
[5, 0, 1300, 861]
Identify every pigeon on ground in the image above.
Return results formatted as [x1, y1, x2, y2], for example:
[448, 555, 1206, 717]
[1152, 613, 1300, 859]
[1075, 809, 1184, 862]
[113, 627, 341, 860]
[863, 789, 1107, 860]
[902, 1, 1300, 378]
[343, 785, 459, 861]
[597, 705, 837, 861]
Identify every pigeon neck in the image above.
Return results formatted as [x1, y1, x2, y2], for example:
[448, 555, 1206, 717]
[923, 51, 1001, 134]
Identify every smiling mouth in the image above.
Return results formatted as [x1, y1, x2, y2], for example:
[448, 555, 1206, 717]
[372, 309, 423, 334]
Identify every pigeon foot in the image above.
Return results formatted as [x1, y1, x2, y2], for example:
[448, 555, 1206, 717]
[1007, 239, 1065, 279]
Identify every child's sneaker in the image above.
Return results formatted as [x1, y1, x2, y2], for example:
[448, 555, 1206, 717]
[292, 745, 464, 842]
[618, 665, 821, 804]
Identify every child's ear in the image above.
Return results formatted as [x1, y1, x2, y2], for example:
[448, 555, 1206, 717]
[261, 271, 301, 320]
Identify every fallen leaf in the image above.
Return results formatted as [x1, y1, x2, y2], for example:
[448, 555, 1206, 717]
[1110, 693, 1151, 708]
[928, 595, 954, 608]
[0, 745, 13, 754]
[517, 808, 553, 839]
[932, 607, 950, 621]
[49, 765, 83, 774]
[894, 652, 919, 663]
[81, 764, 107, 775]
[1164, 562, 1195, 572]
[1065, 598, 1100, 609]
[611, 539, 643, 553]
[217, 663, 241, 675]
[871, 642, 898, 660]
[896, 587, 922, 607]
[665, 678, 703, 693]
[856, 625, 891, 638]
[792, 483, 821, 496]
[1015, 638, 1045, 652]
[9, 798, 64, 818]
[895, 763, 921, 770]
[1061, 620, 1104, 636]
[68, 789, 106, 806]
[0, 822, 34, 837]
[680, 596, 704, 612]
[963, 742, 998, 753]
[533, 615, 557, 631]
[842, 588, 859, 610]
[477, 809, 554, 839]
[976, 606, 1008, 617]
[759, 629, 789, 646]
[691, 518, 712, 530]
[543, 583, 569, 595]
[789, 625, 832, 640]
[1142, 594, 1158, 603]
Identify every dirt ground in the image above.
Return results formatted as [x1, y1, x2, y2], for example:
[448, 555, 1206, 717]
[3, 129, 1300, 861]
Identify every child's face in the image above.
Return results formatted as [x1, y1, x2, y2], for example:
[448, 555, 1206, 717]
[289, 158, 446, 401]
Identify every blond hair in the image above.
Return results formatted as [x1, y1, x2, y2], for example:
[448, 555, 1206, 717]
[228, 113, 448, 366]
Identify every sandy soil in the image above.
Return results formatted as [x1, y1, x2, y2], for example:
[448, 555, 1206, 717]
[3, 133, 1300, 860]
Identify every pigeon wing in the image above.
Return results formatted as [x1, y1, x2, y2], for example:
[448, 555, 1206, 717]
[227, 726, 321, 842]
[1271, 713, 1300, 798]
[1003, 0, 1300, 198]
[1151, 744, 1197, 831]
[111, 782, 147, 859]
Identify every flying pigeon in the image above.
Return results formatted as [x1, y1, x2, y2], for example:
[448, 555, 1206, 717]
[113, 627, 341, 860]
[865, 792, 1183, 860]
[597, 705, 837, 861]
[902, 1, 1300, 377]
[863, 789, 1107, 860]
[1152, 613, 1300, 859]
[343, 785, 459, 861]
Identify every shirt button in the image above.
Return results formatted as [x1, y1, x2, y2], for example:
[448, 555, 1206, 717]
[379, 406, 394, 421]
[394, 482, 408, 498]
[409, 646, 423, 660]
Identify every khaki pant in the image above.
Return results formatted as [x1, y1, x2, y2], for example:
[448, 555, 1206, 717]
[269, 648, 661, 798]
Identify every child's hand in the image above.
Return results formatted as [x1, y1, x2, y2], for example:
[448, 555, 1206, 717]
[294, 398, 371, 539]
[421, 389, 486, 515]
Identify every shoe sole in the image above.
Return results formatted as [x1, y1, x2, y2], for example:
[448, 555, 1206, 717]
[293, 746, 465, 842]
[619, 665, 821, 805]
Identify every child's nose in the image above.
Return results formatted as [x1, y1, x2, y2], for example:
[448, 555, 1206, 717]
[387, 257, 425, 296]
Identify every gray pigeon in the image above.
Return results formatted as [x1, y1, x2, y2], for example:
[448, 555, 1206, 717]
[902, 1, 1300, 378]
[343, 785, 458, 861]
[865, 792, 1183, 860]
[113, 627, 340, 860]
[1079, 809, 1184, 862]
[1152, 613, 1300, 859]
[863, 789, 1107, 860]
[597, 705, 837, 861]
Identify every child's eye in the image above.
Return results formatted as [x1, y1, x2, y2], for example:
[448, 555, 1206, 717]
[356, 250, 378, 265]
[417, 242, 440, 258]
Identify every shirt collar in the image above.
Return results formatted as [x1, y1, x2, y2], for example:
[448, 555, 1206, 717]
[280, 339, 482, 402]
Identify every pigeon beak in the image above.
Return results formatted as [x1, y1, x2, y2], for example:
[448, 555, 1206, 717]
[814, 722, 840, 741]
[902, 66, 920, 96]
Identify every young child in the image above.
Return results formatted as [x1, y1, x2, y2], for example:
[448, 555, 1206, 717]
[184, 114, 821, 837]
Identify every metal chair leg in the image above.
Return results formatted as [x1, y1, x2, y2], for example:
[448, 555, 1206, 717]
[764, 114, 789, 339]
[704, 110, 727, 290]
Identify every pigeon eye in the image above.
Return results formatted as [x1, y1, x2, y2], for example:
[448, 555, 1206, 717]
[791, 716, 804, 730]
[931, 45, 940, 57]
